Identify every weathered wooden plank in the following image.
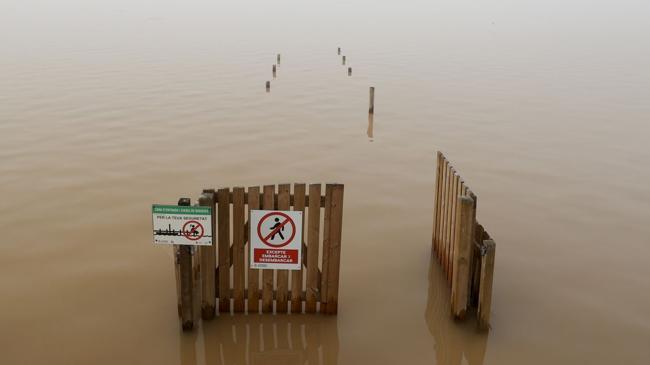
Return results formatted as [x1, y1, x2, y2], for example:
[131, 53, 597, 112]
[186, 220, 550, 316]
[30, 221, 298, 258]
[177, 197, 194, 330]
[324, 184, 344, 314]
[291, 183, 306, 313]
[217, 188, 231, 313]
[305, 184, 322, 313]
[447, 173, 460, 283]
[478, 239, 496, 330]
[213, 191, 326, 208]
[433, 151, 443, 254]
[247, 186, 261, 314]
[440, 159, 450, 263]
[232, 187, 246, 312]
[275, 184, 291, 313]
[261, 185, 275, 313]
[198, 192, 216, 319]
[320, 184, 333, 312]
[173, 245, 181, 317]
[451, 195, 474, 319]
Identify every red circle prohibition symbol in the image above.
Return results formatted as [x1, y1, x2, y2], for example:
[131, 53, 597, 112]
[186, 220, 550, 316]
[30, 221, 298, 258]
[182, 220, 204, 241]
[257, 212, 296, 248]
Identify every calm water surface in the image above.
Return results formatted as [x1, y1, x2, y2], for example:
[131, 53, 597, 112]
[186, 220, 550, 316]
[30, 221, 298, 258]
[2, 1, 650, 364]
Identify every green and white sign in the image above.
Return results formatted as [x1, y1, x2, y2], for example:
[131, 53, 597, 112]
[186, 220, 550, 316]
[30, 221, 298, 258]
[152, 205, 213, 246]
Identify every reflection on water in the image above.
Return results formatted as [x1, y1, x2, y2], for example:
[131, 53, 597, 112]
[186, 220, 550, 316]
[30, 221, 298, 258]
[180, 315, 339, 365]
[425, 257, 487, 365]
[366, 114, 374, 141]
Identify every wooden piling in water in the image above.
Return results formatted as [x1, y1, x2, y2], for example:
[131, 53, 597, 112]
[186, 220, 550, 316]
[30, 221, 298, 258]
[348, 67, 352, 76]
[272, 64, 276, 77]
[277, 54, 281, 64]
[178, 197, 194, 331]
[478, 239, 496, 330]
[262, 185, 275, 313]
[247, 186, 261, 313]
[337, 47, 341, 55]
[217, 188, 231, 313]
[305, 184, 322, 313]
[451, 196, 474, 319]
[198, 191, 216, 320]
[342, 55, 346, 65]
[369, 87, 375, 114]
[266, 81, 270, 91]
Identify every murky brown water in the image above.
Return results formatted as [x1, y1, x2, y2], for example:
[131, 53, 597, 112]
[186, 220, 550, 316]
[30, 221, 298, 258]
[2, 1, 650, 364]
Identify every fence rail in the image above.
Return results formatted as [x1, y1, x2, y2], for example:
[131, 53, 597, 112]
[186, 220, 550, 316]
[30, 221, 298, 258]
[432, 151, 496, 329]
[174, 183, 344, 329]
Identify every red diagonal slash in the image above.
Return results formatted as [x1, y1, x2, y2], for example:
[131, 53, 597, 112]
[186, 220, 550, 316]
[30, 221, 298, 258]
[263, 218, 290, 242]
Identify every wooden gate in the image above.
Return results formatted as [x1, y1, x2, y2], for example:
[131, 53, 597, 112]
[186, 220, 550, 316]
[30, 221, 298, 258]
[174, 183, 344, 330]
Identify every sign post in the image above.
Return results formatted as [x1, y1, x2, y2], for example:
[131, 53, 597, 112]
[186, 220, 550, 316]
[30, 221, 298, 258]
[250, 210, 303, 270]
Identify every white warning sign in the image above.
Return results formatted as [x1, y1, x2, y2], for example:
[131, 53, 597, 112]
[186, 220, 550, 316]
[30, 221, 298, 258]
[152, 204, 213, 246]
[250, 210, 303, 270]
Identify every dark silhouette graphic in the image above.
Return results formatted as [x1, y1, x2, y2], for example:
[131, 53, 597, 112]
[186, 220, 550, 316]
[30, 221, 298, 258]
[270, 217, 285, 240]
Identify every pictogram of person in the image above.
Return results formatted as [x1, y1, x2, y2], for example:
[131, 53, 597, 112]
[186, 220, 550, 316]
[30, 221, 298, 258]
[270, 217, 285, 240]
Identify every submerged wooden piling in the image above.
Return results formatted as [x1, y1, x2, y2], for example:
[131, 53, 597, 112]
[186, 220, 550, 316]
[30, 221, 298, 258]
[277, 54, 281, 64]
[272, 64, 276, 77]
[369, 87, 375, 114]
[348, 67, 352, 76]
[342, 55, 346, 65]
[266, 81, 270, 91]
[451, 196, 474, 319]
[337, 47, 341, 55]
[178, 197, 194, 331]
[198, 192, 216, 320]
[478, 240, 496, 330]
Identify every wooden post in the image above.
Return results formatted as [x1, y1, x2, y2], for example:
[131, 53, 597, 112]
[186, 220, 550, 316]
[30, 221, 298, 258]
[272, 64, 276, 77]
[198, 191, 216, 320]
[478, 240, 496, 330]
[217, 188, 231, 313]
[368, 87, 375, 114]
[266, 81, 270, 91]
[342, 55, 346, 65]
[337, 47, 341, 55]
[305, 184, 322, 313]
[262, 185, 275, 313]
[348, 67, 352, 76]
[276, 184, 291, 313]
[247, 186, 261, 313]
[232, 187, 246, 312]
[451, 196, 474, 319]
[324, 184, 344, 314]
[178, 197, 194, 330]
[277, 54, 281, 64]
[291, 183, 307, 313]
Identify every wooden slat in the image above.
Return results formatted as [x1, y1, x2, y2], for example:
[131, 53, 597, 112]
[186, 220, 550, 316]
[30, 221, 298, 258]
[433, 152, 443, 254]
[447, 173, 460, 283]
[198, 192, 216, 319]
[478, 239, 496, 330]
[305, 184, 322, 313]
[212, 191, 326, 208]
[177, 197, 194, 330]
[320, 184, 333, 312]
[440, 161, 452, 271]
[276, 184, 291, 313]
[173, 245, 181, 317]
[324, 184, 344, 314]
[247, 186, 261, 314]
[440, 159, 450, 263]
[232, 187, 246, 312]
[291, 183, 306, 313]
[451, 195, 474, 319]
[261, 185, 275, 313]
[217, 188, 231, 313]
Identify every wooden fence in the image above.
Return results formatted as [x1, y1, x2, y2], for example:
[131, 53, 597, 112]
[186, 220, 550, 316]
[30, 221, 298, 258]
[432, 151, 496, 329]
[174, 183, 344, 330]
